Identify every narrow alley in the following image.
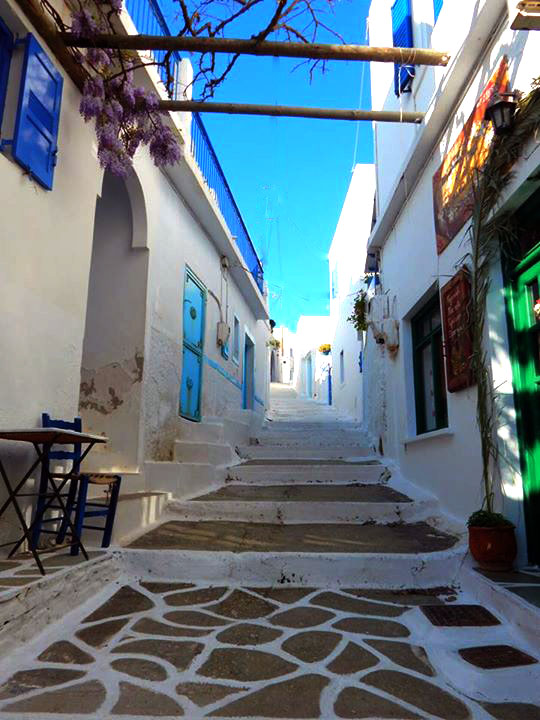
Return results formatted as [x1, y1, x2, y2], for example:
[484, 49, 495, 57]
[0, 385, 538, 719]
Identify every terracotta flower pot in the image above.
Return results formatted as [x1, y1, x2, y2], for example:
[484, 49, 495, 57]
[468, 525, 517, 571]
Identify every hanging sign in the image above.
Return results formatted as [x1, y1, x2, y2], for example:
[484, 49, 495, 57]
[432, 57, 509, 255]
[441, 269, 474, 392]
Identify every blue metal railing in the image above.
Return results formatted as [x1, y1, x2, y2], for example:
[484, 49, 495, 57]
[190, 114, 264, 292]
[124, 0, 265, 294]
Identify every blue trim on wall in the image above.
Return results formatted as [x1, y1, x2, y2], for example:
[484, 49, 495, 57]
[204, 355, 243, 390]
[254, 395, 265, 407]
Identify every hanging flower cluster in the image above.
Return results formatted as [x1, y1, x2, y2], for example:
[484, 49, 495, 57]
[71, 0, 181, 177]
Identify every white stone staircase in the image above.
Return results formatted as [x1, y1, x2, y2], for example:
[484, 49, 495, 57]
[126, 385, 466, 588]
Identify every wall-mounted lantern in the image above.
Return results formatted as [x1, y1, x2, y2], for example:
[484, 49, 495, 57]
[485, 91, 519, 136]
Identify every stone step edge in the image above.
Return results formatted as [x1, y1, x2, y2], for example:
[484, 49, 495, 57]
[166, 498, 436, 524]
[118, 545, 466, 587]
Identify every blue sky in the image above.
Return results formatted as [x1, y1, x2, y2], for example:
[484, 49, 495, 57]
[167, 1, 373, 331]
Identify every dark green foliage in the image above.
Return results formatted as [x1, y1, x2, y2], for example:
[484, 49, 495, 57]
[467, 510, 514, 528]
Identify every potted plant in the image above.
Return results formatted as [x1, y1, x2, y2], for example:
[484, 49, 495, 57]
[347, 290, 368, 337]
[467, 510, 516, 571]
[318, 343, 331, 355]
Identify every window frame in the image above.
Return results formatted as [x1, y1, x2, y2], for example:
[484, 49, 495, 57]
[232, 314, 240, 365]
[411, 294, 448, 435]
[0, 16, 13, 132]
[391, 0, 415, 96]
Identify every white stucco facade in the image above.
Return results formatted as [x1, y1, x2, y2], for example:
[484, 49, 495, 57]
[0, 0, 269, 549]
[292, 315, 332, 404]
[328, 164, 376, 422]
[365, 0, 540, 564]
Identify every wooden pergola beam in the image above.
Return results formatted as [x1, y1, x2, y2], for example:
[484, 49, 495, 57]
[159, 100, 425, 123]
[61, 33, 450, 67]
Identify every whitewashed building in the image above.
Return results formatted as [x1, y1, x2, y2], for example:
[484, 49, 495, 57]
[0, 0, 269, 549]
[292, 315, 332, 403]
[328, 163, 376, 422]
[269, 326, 296, 385]
[365, 0, 540, 565]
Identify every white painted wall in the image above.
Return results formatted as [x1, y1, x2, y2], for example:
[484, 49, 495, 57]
[0, 0, 269, 551]
[0, 0, 102, 547]
[366, 0, 540, 563]
[293, 316, 332, 403]
[328, 164, 376, 421]
[79, 172, 149, 472]
[271, 326, 296, 384]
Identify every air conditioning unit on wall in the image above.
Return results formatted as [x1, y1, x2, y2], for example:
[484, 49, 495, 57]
[508, 1, 540, 30]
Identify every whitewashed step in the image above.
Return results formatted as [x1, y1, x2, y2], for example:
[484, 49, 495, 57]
[168, 494, 436, 525]
[226, 461, 387, 485]
[174, 440, 236, 466]
[237, 446, 372, 460]
[121, 544, 466, 587]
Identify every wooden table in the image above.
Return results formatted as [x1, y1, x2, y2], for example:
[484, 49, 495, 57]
[0, 428, 107, 574]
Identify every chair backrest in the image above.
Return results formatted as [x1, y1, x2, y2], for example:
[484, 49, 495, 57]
[42, 413, 82, 472]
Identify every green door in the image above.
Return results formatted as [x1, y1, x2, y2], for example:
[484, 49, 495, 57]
[507, 243, 540, 564]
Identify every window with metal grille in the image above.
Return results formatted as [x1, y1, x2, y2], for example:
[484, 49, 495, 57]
[391, 0, 415, 96]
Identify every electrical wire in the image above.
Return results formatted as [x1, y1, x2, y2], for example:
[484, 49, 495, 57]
[352, 18, 369, 170]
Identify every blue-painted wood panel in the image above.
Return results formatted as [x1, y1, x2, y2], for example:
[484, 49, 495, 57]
[391, 0, 415, 96]
[0, 17, 13, 129]
[180, 345, 202, 421]
[183, 271, 205, 350]
[12, 34, 63, 189]
[180, 268, 205, 421]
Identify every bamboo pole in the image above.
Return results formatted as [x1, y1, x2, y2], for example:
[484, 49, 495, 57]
[61, 33, 450, 67]
[158, 100, 424, 123]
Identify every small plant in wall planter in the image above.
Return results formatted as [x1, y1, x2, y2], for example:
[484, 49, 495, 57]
[318, 343, 331, 355]
[467, 510, 516, 571]
[347, 290, 368, 334]
[267, 337, 280, 349]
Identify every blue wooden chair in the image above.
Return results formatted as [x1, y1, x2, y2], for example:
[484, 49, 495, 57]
[31, 414, 122, 555]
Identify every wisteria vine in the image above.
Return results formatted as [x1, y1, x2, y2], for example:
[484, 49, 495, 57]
[72, 0, 181, 177]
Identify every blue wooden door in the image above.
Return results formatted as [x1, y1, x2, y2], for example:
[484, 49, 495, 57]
[306, 353, 313, 397]
[243, 334, 255, 409]
[180, 269, 205, 421]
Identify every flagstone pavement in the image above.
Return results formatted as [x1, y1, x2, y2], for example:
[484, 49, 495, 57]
[0, 580, 538, 719]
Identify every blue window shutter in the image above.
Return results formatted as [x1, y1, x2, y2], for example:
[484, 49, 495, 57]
[12, 34, 63, 190]
[0, 17, 13, 128]
[391, 0, 415, 96]
[433, 0, 443, 23]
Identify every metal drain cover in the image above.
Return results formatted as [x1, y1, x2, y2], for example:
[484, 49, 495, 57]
[459, 645, 538, 669]
[421, 604, 500, 626]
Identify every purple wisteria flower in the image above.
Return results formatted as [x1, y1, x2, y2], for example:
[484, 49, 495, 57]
[74, 2, 180, 176]
[85, 47, 112, 68]
[71, 9, 99, 38]
[149, 122, 181, 167]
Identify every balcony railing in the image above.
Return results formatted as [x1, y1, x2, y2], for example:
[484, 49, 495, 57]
[124, 0, 265, 294]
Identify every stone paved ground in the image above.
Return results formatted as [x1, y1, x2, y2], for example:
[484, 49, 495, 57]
[0, 580, 538, 719]
[0, 551, 105, 591]
[1, 386, 539, 719]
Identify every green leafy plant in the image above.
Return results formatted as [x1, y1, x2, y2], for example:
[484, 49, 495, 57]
[267, 337, 280, 349]
[466, 76, 540, 524]
[467, 510, 514, 528]
[347, 290, 368, 333]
